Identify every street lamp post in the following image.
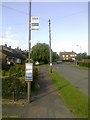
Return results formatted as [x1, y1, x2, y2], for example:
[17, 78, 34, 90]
[76, 44, 82, 61]
[76, 45, 82, 54]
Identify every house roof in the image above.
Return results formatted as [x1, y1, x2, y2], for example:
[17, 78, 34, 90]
[12, 49, 26, 59]
[0, 51, 7, 60]
[3, 50, 14, 58]
[60, 51, 77, 55]
[0, 45, 26, 60]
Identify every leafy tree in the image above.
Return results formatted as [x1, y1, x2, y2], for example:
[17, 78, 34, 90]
[76, 52, 88, 61]
[52, 52, 59, 62]
[31, 43, 56, 64]
[88, 55, 90, 59]
[82, 52, 87, 59]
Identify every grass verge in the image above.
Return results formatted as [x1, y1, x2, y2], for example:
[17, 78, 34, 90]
[68, 63, 89, 70]
[49, 71, 88, 118]
[2, 116, 20, 120]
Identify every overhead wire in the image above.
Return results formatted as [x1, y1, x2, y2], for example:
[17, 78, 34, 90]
[51, 10, 87, 22]
[1, 4, 87, 25]
[2, 4, 29, 15]
[1, 4, 87, 52]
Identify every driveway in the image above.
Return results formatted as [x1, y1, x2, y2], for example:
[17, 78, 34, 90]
[53, 63, 88, 96]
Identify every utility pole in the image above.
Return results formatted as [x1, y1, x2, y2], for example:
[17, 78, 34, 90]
[27, 0, 31, 103]
[49, 19, 52, 73]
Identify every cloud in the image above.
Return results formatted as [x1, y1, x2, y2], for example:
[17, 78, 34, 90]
[8, 26, 12, 30]
[4, 26, 16, 38]
[0, 37, 19, 48]
[0, 26, 20, 48]
[52, 39, 88, 54]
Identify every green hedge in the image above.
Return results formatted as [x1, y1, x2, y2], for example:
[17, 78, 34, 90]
[78, 61, 90, 68]
[2, 76, 27, 100]
[2, 65, 39, 100]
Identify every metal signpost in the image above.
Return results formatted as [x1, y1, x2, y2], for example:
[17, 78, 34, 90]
[27, 0, 32, 103]
[26, 0, 39, 103]
[25, 63, 33, 103]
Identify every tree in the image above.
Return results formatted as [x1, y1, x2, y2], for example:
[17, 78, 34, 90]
[52, 52, 59, 62]
[82, 52, 87, 59]
[76, 52, 88, 61]
[31, 43, 50, 64]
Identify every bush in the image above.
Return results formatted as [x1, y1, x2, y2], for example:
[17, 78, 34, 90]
[2, 65, 39, 99]
[39, 61, 45, 65]
[8, 65, 25, 77]
[2, 70, 5, 76]
[2, 76, 27, 100]
[78, 61, 90, 68]
[2, 64, 10, 70]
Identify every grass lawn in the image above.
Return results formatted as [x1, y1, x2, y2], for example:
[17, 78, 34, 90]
[68, 63, 89, 70]
[49, 71, 89, 118]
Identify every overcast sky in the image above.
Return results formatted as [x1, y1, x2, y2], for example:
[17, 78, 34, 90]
[0, 1, 88, 54]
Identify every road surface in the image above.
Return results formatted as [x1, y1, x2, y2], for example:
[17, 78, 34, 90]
[53, 63, 88, 96]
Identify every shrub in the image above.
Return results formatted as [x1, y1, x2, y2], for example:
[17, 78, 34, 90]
[78, 61, 90, 68]
[8, 65, 25, 77]
[2, 66, 39, 99]
[2, 70, 5, 76]
[2, 76, 26, 100]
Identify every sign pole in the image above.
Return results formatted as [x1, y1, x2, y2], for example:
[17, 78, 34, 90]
[27, 0, 39, 103]
[27, 81, 31, 102]
[25, 63, 33, 102]
[28, 0, 31, 103]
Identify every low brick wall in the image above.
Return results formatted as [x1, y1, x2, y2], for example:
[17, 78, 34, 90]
[82, 59, 90, 63]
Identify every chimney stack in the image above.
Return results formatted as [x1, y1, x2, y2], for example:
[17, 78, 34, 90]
[5, 44, 7, 47]
[9, 46, 11, 49]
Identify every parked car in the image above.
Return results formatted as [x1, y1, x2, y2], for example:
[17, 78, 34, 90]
[57, 60, 62, 64]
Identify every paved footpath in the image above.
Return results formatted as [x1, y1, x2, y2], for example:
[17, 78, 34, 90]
[22, 66, 75, 118]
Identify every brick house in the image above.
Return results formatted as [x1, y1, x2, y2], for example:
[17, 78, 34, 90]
[0, 44, 27, 68]
[60, 51, 77, 61]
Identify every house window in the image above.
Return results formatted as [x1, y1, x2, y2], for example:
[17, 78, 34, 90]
[16, 58, 21, 64]
[70, 55, 72, 57]
[63, 55, 65, 57]
[74, 54, 76, 56]
[66, 58, 68, 60]
[66, 55, 68, 57]
[72, 58, 75, 60]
